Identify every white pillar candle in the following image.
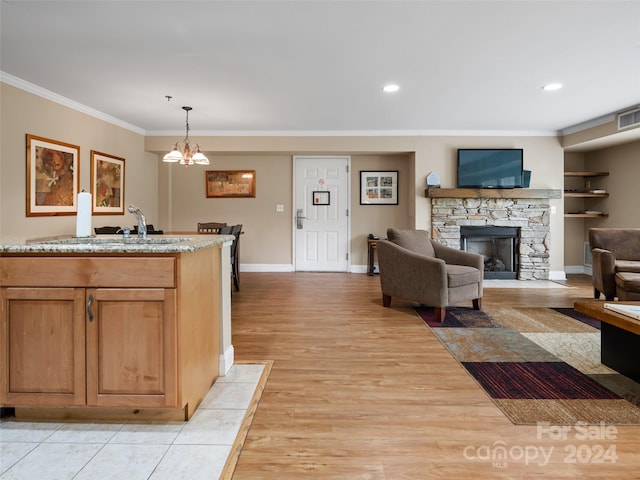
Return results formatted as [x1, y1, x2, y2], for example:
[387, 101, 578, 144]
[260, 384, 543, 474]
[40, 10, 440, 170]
[76, 191, 92, 237]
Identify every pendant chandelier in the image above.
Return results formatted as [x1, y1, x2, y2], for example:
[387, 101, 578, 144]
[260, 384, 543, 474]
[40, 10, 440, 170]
[162, 106, 209, 166]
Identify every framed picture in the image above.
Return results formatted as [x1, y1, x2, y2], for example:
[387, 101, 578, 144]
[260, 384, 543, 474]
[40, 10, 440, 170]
[90, 150, 125, 214]
[360, 170, 398, 205]
[26, 134, 80, 216]
[205, 170, 256, 198]
[312, 191, 330, 206]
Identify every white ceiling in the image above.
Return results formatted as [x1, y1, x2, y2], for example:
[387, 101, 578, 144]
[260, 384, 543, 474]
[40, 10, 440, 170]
[1, 0, 639, 140]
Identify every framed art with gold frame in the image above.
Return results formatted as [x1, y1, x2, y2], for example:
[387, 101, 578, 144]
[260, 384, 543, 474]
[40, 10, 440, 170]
[91, 150, 125, 214]
[26, 134, 80, 216]
[205, 170, 256, 198]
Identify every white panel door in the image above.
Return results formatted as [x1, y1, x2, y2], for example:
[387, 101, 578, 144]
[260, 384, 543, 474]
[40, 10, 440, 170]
[294, 156, 350, 272]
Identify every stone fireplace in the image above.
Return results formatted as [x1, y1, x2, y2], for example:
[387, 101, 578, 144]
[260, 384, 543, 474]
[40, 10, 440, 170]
[461, 225, 519, 279]
[427, 188, 561, 280]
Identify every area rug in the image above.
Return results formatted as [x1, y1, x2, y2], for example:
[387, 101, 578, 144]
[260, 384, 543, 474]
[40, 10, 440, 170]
[414, 306, 640, 425]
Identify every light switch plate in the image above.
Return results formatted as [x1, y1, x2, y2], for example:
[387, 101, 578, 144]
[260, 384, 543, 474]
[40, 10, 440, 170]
[276, 204, 284, 213]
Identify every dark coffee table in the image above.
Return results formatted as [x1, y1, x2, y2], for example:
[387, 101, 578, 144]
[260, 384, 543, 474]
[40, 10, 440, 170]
[574, 300, 640, 382]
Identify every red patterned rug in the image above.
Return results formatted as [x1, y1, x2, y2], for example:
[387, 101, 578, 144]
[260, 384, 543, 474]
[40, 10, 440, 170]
[414, 306, 640, 425]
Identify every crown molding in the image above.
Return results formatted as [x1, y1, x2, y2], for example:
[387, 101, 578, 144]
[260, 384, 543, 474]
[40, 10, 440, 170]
[147, 129, 558, 137]
[1, 71, 145, 135]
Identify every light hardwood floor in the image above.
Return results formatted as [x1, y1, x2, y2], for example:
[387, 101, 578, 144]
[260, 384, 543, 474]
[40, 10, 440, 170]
[230, 274, 640, 478]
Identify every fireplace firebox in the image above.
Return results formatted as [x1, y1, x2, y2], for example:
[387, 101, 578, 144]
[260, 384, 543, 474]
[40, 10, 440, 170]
[460, 226, 519, 279]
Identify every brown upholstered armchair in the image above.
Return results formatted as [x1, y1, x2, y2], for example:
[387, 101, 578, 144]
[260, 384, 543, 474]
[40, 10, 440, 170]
[377, 228, 484, 321]
[589, 228, 640, 300]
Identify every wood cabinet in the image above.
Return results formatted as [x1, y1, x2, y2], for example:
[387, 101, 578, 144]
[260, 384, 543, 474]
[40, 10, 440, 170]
[0, 286, 176, 409]
[1, 287, 86, 406]
[564, 171, 609, 218]
[86, 288, 177, 408]
[0, 249, 220, 420]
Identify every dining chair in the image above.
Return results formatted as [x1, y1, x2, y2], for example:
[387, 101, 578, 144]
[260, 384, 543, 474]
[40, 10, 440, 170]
[216, 225, 241, 292]
[94, 226, 121, 234]
[230, 224, 243, 292]
[197, 222, 227, 233]
[131, 224, 164, 235]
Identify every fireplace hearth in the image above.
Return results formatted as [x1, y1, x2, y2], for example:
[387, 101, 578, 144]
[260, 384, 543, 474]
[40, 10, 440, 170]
[460, 226, 519, 279]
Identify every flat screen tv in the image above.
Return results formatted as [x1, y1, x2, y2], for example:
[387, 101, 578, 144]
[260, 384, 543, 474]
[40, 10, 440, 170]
[457, 149, 523, 189]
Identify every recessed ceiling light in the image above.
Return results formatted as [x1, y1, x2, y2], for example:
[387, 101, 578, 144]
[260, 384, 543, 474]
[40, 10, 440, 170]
[383, 84, 400, 93]
[542, 83, 563, 91]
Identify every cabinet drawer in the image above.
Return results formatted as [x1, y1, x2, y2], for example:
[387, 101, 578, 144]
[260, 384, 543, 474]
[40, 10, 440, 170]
[0, 257, 176, 288]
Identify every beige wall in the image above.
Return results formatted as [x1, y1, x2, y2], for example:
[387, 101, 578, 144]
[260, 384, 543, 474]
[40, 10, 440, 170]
[351, 154, 414, 266]
[585, 140, 640, 228]
[3, 82, 567, 273]
[562, 118, 640, 150]
[154, 152, 413, 266]
[147, 134, 564, 271]
[563, 140, 640, 269]
[0, 83, 157, 237]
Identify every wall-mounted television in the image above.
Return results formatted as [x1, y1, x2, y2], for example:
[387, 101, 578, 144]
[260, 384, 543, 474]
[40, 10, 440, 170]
[457, 149, 524, 189]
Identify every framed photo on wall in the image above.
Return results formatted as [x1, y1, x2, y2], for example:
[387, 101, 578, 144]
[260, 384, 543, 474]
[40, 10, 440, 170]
[90, 150, 125, 214]
[312, 191, 330, 206]
[205, 170, 256, 198]
[26, 134, 80, 216]
[360, 170, 398, 205]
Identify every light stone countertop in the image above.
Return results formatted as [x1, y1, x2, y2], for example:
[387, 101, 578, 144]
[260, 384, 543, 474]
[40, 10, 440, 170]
[0, 234, 234, 254]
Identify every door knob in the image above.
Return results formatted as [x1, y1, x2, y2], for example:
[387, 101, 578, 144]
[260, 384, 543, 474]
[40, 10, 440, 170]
[296, 208, 306, 229]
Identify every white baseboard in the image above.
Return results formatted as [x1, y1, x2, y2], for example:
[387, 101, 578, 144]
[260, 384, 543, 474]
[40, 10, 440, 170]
[549, 270, 567, 281]
[241, 264, 372, 273]
[241, 264, 294, 272]
[564, 265, 592, 276]
[240, 264, 576, 278]
[219, 345, 234, 376]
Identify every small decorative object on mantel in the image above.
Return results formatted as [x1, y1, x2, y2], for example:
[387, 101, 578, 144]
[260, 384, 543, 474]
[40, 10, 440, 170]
[426, 171, 440, 188]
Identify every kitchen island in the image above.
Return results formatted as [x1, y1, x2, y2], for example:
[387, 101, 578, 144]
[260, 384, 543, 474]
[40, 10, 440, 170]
[0, 234, 233, 421]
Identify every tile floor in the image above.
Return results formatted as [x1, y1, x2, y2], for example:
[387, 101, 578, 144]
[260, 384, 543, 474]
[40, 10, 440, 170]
[0, 364, 264, 480]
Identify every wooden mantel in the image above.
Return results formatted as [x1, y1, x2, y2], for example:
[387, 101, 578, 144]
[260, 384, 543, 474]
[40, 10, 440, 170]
[425, 188, 562, 199]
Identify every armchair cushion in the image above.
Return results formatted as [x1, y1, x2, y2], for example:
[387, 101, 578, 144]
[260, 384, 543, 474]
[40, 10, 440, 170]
[386, 228, 435, 258]
[447, 264, 482, 287]
[616, 260, 640, 273]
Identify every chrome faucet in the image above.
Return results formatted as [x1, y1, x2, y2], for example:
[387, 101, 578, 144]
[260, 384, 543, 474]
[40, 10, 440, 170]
[116, 227, 131, 239]
[127, 205, 147, 239]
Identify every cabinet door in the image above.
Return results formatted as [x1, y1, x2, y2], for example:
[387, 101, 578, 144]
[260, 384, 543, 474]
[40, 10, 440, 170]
[0, 287, 86, 406]
[85, 288, 177, 408]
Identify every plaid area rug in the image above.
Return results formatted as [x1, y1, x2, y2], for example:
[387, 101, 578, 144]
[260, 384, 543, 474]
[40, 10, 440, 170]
[414, 306, 640, 425]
